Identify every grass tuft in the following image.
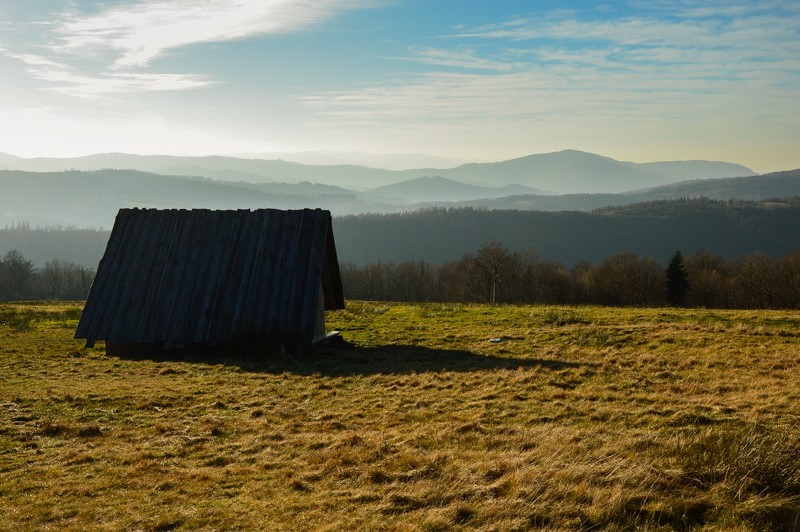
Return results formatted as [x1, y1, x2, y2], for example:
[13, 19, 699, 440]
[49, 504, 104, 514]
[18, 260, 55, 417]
[674, 424, 800, 498]
[535, 308, 589, 326]
[0, 309, 35, 332]
[36, 421, 103, 438]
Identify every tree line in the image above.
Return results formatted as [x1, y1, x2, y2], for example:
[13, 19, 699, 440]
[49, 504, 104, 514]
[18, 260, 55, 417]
[3, 243, 799, 309]
[340, 243, 800, 309]
[0, 250, 94, 301]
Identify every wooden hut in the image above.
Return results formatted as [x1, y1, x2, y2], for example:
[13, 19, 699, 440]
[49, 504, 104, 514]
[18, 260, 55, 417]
[74, 208, 344, 355]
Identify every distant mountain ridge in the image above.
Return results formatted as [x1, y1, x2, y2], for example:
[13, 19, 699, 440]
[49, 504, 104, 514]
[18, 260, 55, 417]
[231, 151, 469, 170]
[430, 150, 754, 192]
[0, 149, 755, 193]
[366, 176, 549, 203]
[428, 169, 800, 212]
[2, 148, 794, 273]
[0, 152, 398, 189]
[1, 167, 796, 229]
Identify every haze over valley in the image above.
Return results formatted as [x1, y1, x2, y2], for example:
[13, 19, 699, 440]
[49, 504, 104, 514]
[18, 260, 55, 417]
[0, 149, 764, 227]
[2, 148, 798, 269]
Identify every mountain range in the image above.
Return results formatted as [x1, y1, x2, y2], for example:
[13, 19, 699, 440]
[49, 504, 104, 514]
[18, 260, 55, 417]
[2, 167, 798, 230]
[0, 149, 754, 193]
[5, 148, 798, 233]
[3, 147, 798, 273]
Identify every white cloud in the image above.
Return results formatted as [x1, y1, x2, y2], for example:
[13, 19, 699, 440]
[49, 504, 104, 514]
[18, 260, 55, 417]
[0, 0, 376, 99]
[54, 0, 378, 69]
[2, 0, 797, 171]
[406, 47, 513, 72]
[2, 0, 380, 97]
[0, 49, 213, 99]
[2, 51, 65, 69]
[43, 71, 215, 99]
[300, 2, 800, 168]
[456, 4, 799, 60]
[670, 0, 800, 19]
[310, 1, 800, 117]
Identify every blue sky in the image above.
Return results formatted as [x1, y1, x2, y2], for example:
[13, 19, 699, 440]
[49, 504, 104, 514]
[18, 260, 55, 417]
[0, 0, 798, 172]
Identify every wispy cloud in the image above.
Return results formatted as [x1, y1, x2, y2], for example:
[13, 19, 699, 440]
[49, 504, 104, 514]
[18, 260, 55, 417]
[0, 48, 214, 99]
[2, 0, 797, 168]
[39, 70, 214, 98]
[2, 0, 378, 97]
[311, 1, 800, 107]
[1, 51, 65, 70]
[54, 0, 377, 69]
[667, 0, 800, 19]
[405, 47, 513, 72]
[303, 1, 800, 160]
[457, 14, 795, 55]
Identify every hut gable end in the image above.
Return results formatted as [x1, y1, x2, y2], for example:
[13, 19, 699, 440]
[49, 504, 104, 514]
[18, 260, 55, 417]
[74, 208, 344, 353]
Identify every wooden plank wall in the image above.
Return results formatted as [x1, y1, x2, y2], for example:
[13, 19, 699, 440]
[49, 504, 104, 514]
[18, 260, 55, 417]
[74, 208, 344, 348]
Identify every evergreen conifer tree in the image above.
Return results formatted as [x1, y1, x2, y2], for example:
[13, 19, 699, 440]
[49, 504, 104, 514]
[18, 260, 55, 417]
[665, 250, 690, 306]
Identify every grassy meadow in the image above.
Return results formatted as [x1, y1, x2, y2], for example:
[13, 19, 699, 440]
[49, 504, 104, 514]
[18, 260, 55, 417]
[1, 301, 799, 530]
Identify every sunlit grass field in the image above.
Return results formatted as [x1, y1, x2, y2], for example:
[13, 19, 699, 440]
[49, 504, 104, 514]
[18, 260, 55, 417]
[1, 301, 799, 530]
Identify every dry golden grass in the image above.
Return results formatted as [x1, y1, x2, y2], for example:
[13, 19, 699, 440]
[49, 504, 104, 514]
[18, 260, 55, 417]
[1, 301, 799, 530]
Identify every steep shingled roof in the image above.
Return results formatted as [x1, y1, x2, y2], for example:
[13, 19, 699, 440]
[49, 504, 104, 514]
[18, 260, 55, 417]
[75, 208, 343, 349]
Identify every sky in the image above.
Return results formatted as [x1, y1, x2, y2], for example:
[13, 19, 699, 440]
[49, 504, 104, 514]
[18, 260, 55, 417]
[0, 0, 798, 172]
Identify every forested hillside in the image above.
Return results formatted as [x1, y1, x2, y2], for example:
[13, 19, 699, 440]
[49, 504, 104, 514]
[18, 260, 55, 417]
[0, 224, 109, 268]
[335, 198, 800, 265]
[3, 197, 800, 270]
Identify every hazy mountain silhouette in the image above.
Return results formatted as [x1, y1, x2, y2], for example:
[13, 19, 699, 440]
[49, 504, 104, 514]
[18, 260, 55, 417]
[232, 151, 469, 171]
[365, 176, 549, 203]
[2, 166, 795, 230]
[0, 152, 399, 189]
[2, 148, 791, 273]
[431, 150, 754, 193]
[630, 169, 800, 200]
[0, 169, 394, 228]
[436, 169, 800, 211]
[0, 151, 26, 168]
[0, 149, 754, 193]
[633, 160, 756, 181]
